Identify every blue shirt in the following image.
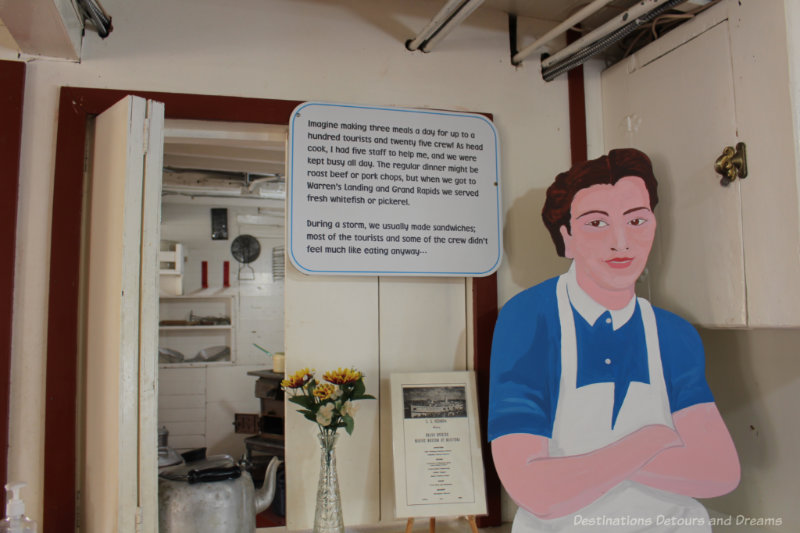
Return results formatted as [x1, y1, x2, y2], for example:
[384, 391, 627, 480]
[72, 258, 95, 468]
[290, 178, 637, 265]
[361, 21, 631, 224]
[487, 276, 714, 441]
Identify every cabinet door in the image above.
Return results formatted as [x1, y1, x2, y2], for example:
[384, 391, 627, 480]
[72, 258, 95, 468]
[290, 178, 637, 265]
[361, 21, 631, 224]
[731, 0, 800, 327]
[283, 271, 470, 529]
[83, 95, 164, 533]
[602, 0, 800, 327]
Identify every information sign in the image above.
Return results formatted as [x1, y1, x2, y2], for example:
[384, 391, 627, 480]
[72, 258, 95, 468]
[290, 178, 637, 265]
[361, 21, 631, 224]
[288, 102, 501, 276]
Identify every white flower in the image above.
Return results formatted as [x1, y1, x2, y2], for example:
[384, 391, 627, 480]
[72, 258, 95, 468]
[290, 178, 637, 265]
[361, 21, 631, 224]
[316, 402, 336, 426]
[340, 400, 359, 417]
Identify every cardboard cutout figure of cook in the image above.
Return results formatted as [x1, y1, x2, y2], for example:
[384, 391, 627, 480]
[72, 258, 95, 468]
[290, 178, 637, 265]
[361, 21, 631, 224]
[488, 149, 740, 532]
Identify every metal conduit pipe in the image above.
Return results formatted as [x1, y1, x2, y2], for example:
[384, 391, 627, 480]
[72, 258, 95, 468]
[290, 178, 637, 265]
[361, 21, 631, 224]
[407, 0, 465, 51]
[421, 0, 485, 52]
[407, 0, 485, 53]
[542, 0, 688, 81]
[541, 0, 675, 68]
[511, 0, 615, 65]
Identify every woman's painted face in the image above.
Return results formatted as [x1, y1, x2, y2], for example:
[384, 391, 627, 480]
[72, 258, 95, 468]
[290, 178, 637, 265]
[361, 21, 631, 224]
[559, 176, 656, 296]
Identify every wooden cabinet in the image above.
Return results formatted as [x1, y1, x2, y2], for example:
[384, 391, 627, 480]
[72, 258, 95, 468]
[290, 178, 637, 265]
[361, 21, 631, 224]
[158, 294, 237, 365]
[602, 0, 800, 327]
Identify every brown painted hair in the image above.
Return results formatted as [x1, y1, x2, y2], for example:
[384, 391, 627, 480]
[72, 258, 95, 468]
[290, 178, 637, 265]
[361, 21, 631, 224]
[542, 148, 659, 257]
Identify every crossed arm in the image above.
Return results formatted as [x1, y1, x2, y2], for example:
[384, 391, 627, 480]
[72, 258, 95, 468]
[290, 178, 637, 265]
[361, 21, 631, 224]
[491, 402, 740, 520]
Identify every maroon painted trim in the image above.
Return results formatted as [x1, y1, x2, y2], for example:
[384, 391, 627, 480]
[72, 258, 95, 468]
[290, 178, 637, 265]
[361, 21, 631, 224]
[46, 88, 501, 530]
[472, 274, 500, 527]
[45, 90, 87, 532]
[0, 59, 24, 518]
[567, 29, 588, 165]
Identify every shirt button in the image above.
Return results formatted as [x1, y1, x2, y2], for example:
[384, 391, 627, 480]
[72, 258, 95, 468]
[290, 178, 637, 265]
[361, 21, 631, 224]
[605, 358, 612, 365]
[605, 317, 612, 324]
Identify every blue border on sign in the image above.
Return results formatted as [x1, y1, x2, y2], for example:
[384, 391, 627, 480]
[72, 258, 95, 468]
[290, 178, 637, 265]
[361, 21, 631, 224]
[288, 101, 502, 277]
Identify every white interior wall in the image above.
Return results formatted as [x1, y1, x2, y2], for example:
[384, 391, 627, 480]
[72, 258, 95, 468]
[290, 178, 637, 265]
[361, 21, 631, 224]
[4, 0, 573, 525]
[158, 200, 284, 457]
[13, 1, 800, 530]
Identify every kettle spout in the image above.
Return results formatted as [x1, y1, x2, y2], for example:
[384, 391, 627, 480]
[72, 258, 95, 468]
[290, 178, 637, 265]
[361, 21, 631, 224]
[254, 456, 283, 514]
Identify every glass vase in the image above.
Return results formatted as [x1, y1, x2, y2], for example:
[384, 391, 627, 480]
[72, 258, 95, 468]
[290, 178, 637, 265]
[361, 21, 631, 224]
[313, 431, 344, 533]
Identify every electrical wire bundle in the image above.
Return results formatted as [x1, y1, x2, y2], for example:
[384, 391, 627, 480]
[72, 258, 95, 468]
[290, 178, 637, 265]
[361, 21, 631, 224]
[75, 0, 113, 39]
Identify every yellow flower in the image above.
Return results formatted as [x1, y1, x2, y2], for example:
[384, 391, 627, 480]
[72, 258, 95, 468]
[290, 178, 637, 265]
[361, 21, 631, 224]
[281, 368, 314, 389]
[313, 383, 336, 400]
[324, 367, 362, 385]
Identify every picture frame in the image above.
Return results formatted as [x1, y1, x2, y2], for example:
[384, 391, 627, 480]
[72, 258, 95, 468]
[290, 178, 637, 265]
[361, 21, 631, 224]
[390, 371, 487, 519]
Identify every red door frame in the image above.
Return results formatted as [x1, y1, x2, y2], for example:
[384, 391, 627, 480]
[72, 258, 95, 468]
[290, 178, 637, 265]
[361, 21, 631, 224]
[0, 59, 25, 517]
[46, 87, 499, 530]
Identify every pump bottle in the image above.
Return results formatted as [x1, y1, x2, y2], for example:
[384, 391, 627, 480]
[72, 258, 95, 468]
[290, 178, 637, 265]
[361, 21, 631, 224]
[1, 482, 37, 533]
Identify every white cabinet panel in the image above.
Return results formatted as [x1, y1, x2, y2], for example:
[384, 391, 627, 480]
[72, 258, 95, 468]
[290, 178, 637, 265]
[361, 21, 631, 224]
[284, 266, 469, 528]
[602, 0, 800, 327]
[377, 277, 468, 522]
[284, 263, 380, 529]
[157, 367, 206, 452]
[731, 0, 800, 327]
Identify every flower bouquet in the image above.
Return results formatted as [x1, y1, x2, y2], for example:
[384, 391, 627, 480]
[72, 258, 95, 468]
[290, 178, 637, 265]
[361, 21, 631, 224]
[281, 367, 375, 435]
[281, 367, 374, 533]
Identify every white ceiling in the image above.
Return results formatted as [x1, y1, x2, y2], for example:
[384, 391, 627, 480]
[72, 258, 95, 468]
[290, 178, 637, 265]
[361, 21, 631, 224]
[6, 1, 709, 196]
[163, 119, 286, 176]
[161, 119, 288, 203]
[0, 1, 712, 58]
[158, 1, 707, 184]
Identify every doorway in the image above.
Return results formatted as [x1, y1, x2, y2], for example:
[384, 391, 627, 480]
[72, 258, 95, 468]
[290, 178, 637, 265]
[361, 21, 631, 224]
[44, 89, 300, 532]
[157, 119, 288, 525]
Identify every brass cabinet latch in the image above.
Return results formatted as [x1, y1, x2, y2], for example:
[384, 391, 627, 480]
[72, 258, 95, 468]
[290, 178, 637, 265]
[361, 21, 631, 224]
[714, 142, 748, 185]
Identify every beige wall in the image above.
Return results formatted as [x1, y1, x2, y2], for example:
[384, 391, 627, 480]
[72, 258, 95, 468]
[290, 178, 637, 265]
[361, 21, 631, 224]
[700, 328, 800, 530]
[5, 0, 800, 530]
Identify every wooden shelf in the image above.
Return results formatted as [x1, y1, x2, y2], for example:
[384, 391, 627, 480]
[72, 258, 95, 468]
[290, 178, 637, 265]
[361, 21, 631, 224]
[159, 324, 232, 331]
[158, 361, 234, 369]
[159, 294, 237, 365]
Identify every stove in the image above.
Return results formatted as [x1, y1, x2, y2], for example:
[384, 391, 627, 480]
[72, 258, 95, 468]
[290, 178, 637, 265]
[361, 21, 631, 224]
[243, 369, 286, 515]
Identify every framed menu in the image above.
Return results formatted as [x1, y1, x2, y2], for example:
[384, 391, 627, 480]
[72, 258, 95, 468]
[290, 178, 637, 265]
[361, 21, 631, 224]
[390, 371, 487, 519]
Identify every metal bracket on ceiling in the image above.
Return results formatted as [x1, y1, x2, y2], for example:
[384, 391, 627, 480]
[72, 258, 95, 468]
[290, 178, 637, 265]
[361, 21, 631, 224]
[508, 13, 520, 67]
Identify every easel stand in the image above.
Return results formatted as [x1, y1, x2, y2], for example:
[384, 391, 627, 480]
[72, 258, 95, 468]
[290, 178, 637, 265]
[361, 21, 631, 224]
[404, 516, 479, 533]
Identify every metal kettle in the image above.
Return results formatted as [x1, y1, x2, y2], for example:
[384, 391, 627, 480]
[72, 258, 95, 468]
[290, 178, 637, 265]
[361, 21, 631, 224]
[158, 450, 282, 533]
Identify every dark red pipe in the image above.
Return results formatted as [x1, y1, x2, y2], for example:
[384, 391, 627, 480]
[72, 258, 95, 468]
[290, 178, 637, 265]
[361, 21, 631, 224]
[567, 28, 588, 164]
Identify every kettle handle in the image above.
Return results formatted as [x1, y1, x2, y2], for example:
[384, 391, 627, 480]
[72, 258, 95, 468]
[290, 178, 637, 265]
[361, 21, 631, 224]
[187, 466, 242, 484]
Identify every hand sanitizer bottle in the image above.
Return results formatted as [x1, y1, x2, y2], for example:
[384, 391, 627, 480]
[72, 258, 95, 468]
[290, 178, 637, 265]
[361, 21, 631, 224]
[1, 482, 37, 533]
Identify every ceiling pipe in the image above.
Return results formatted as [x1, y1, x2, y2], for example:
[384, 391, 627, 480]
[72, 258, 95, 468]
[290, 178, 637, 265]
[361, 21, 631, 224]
[421, 0, 485, 52]
[512, 0, 615, 65]
[407, 0, 485, 53]
[541, 0, 675, 68]
[407, 0, 464, 51]
[542, 0, 688, 80]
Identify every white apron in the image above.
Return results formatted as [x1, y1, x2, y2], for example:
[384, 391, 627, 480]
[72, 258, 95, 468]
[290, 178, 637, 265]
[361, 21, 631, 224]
[511, 275, 710, 533]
